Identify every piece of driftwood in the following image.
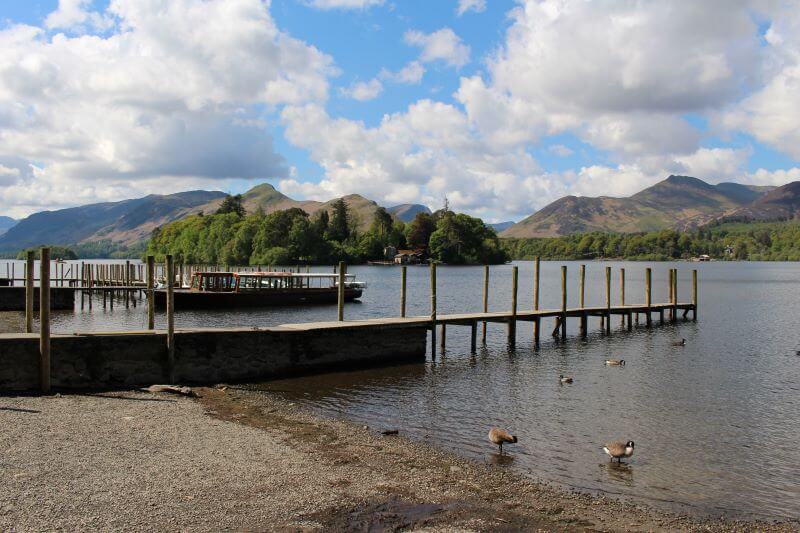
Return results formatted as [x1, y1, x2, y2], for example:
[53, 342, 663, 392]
[142, 384, 196, 397]
[381, 429, 399, 436]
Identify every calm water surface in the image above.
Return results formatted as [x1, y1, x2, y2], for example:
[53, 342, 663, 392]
[2, 260, 799, 519]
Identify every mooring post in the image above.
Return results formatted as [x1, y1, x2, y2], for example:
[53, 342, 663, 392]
[620, 268, 626, 326]
[39, 247, 51, 393]
[668, 269, 674, 321]
[337, 261, 345, 321]
[25, 250, 34, 334]
[605, 266, 611, 334]
[80, 261, 85, 310]
[147, 255, 155, 330]
[430, 262, 437, 358]
[509, 265, 518, 345]
[533, 256, 540, 346]
[692, 269, 698, 321]
[645, 267, 652, 327]
[470, 321, 477, 353]
[671, 268, 678, 322]
[166, 254, 175, 383]
[400, 265, 407, 318]
[560, 265, 567, 340]
[579, 264, 586, 337]
[482, 265, 489, 342]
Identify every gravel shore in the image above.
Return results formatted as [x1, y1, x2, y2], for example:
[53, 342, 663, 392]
[1, 387, 796, 531]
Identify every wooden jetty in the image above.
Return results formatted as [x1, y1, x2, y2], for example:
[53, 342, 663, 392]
[1, 250, 698, 392]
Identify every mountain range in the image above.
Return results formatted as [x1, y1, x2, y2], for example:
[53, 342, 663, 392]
[1, 175, 799, 253]
[501, 175, 794, 238]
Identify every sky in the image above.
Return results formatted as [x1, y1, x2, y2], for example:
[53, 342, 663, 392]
[1, 0, 800, 222]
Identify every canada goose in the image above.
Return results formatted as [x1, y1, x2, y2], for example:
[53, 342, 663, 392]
[605, 359, 625, 366]
[559, 375, 573, 384]
[488, 427, 517, 454]
[603, 440, 635, 462]
[672, 339, 686, 346]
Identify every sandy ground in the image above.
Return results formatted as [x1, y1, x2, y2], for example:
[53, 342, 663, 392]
[1, 387, 796, 532]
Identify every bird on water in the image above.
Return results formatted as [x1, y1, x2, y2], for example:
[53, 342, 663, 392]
[605, 359, 625, 366]
[488, 427, 517, 454]
[603, 441, 635, 463]
[559, 375, 573, 384]
[672, 339, 686, 346]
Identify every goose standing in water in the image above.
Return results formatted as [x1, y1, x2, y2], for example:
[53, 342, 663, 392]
[672, 339, 686, 346]
[603, 441, 635, 463]
[605, 359, 625, 366]
[488, 427, 517, 454]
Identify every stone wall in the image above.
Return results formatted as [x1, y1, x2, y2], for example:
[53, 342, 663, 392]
[0, 324, 428, 391]
[0, 287, 75, 311]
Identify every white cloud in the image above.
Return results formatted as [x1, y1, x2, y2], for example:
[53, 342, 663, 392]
[381, 61, 425, 84]
[672, 148, 750, 183]
[0, 0, 334, 215]
[340, 78, 383, 100]
[45, 0, 114, 33]
[304, 0, 384, 9]
[456, 0, 486, 16]
[404, 27, 470, 68]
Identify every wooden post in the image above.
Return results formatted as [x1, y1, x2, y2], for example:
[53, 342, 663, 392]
[692, 269, 698, 321]
[337, 261, 345, 321]
[668, 269, 674, 320]
[166, 254, 175, 383]
[671, 268, 678, 323]
[620, 268, 626, 326]
[482, 265, 489, 342]
[470, 321, 477, 353]
[605, 266, 611, 334]
[533, 257, 540, 345]
[430, 262, 437, 358]
[80, 261, 85, 310]
[560, 265, 567, 340]
[579, 264, 586, 337]
[25, 251, 34, 334]
[645, 267, 652, 327]
[400, 266, 407, 318]
[125, 260, 131, 308]
[39, 248, 51, 393]
[440, 323, 446, 352]
[509, 266, 518, 344]
[147, 255, 155, 330]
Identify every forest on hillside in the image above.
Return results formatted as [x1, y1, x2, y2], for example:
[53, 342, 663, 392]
[502, 221, 800, 261]
[145, 195, 508, 265]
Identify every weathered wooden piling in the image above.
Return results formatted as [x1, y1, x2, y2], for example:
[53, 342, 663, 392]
[692, 269, 698, 320]
[533, 257, 540, 345]
[166, 255, 175, 382]
[147, 256, 155, 330]
[605, 266, 611, 334]
[400, 266, 407, 318]
[430, 262, 437, 356]
[25, 251, 34, 334]
[621, 268, 631, 330]
[509, 265, 518, 344]
[579, 264, 586, 337]
[337, 261, 345, 321]
[645, 267, 652, 326]
[560, 265, 567, 340]
[671, 268, 678, 322]
[39, 248, 51, 393]
[482, 265, 489, 342]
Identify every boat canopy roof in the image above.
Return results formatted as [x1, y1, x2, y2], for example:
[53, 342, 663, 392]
[192, 271, 355, 279]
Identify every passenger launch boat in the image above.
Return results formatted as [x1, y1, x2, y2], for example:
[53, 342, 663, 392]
[152, 271, 365, 309]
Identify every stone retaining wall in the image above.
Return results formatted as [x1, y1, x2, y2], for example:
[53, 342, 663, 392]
[0, 287, 75, 311]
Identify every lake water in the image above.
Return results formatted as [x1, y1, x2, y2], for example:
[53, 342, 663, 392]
[2, 260, 799, 520]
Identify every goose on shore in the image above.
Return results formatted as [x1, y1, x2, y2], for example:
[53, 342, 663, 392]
[559, 375, 573, 384]
[603, 440, 635, 463]
[488, 427, 517, 454]
[604, 359, 625, 366]
[672, 339, 686, 346]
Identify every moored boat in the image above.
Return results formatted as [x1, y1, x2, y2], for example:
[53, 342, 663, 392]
[152, 271, 365, 309]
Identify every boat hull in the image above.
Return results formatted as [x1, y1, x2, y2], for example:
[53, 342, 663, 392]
[152, 287, 362, 309]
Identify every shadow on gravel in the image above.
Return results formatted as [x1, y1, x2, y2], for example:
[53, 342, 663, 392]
[82, 394, 177, 403]
[0, 406, 40, 413]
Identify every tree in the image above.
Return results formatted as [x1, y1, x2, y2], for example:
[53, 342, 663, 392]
[370, 207, 394, 239]
[216, 194, 246, 217]
[328, 198, 350, 242]
[406, 212, 436, 250]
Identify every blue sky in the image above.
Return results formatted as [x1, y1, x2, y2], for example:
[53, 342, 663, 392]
[1, 0, 799, 220]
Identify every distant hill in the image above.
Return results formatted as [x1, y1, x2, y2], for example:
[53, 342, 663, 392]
[0, 216, 16, 236]
[0, 190, 226, 252]
[720, 181, 800, 222]
[488, 221, 515, 232]
[501, 175, 776, 238]
[387, 203, 432, 222]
